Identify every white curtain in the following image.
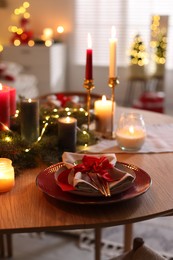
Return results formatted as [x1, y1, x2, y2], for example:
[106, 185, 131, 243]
[74, 0, 173, 69]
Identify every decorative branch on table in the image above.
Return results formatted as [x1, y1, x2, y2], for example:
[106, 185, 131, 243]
[0, 106, 97, 176]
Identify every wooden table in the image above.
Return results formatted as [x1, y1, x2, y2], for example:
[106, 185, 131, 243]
[1, 107, 173, 259]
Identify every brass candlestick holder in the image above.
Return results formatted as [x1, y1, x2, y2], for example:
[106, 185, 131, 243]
[83, 79, 95, 131]
[108, 77, 119, 139]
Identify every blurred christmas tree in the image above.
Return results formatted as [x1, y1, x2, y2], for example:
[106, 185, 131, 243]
[128, 34, 148, 66]
[8, 1, 34, 46]
[150, 16, 167, 65]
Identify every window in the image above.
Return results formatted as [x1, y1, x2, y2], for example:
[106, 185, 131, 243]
[74, 0, 173, 69]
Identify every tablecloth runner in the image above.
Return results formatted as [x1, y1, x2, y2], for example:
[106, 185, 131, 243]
[83, 124, 173, 154]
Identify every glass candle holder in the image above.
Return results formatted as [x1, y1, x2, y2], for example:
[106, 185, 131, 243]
[0, 158, 15, 193]
[116, 112, 146, 151]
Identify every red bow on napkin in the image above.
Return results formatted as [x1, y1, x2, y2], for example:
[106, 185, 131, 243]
[56, 155, 114, 191]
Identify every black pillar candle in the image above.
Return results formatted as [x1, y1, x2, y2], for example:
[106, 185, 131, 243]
[20, 98, 40, 144]
[58, 117, 77, 152]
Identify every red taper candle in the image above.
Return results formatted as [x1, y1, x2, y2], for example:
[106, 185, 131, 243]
[85, 33, 93, 80]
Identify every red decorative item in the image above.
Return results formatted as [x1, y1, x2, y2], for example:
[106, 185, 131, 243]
[56, 156, 114, 192]
[56, 94, 72, 107]
[133, 91, 165, 113]
[10, 17, 33, 45]
[0, 85, 10, 130]
[85, 49, 93, 80]
[85, 33, 93, 80]
[20, 17, 29, 28]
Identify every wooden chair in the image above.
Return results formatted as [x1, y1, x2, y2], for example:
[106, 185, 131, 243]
[95, 224, 133, 260]
[0, 234, 12, 258]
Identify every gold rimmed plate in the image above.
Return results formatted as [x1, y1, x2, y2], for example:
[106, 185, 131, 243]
[54, 163, 136, 197]
[36, 162, 152, 205]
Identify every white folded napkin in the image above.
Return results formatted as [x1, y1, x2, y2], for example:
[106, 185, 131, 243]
[62, 152, 117, 168]
[55, 152, 135, 197]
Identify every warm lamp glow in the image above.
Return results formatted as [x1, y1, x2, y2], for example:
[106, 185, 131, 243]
[43, 28, 53, 39]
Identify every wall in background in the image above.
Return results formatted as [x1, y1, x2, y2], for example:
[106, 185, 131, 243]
[0, 0, 74, 44]
[0, 0, 172, 112]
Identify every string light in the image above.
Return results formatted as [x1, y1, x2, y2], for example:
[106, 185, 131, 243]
[0, 106, 97, 174]
[57, 26, 64, 34]
[9, 2, 33, 46]
[150, 15, 167, 64]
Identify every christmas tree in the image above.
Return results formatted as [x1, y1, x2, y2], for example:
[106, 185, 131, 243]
[128, 34, 148, 66]
[150, 16, 167, 65]
[8, 1, 34, 46]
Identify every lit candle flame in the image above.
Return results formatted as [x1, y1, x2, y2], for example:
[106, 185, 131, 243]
[111, 26, 116, 39]
[0, 83, 2, 90]
[102, 95, 107, 102]
[129, 126, 135, 135]
[66, 116, 71, 123]
[87, 33, 92, 49]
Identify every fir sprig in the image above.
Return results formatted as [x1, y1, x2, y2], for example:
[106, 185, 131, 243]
[0, 107, 97, 176]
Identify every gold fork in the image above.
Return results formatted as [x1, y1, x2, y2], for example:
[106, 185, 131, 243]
[45, 162, 65, 175]
[97, 174, 111, 197]
[88, 172, 106, 196]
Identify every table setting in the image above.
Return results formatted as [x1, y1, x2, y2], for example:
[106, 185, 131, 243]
[1, 31, 173, 260]
[36, 151, 152, 205]
[0, 26, 172, 208]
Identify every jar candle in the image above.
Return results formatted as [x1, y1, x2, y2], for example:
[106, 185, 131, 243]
[20, 98, 40, 143]
[94, 95, 116, 134]
[0, 158, 15, 193]
[116, 113, 146, 151]
[58, 117, 77, 152]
